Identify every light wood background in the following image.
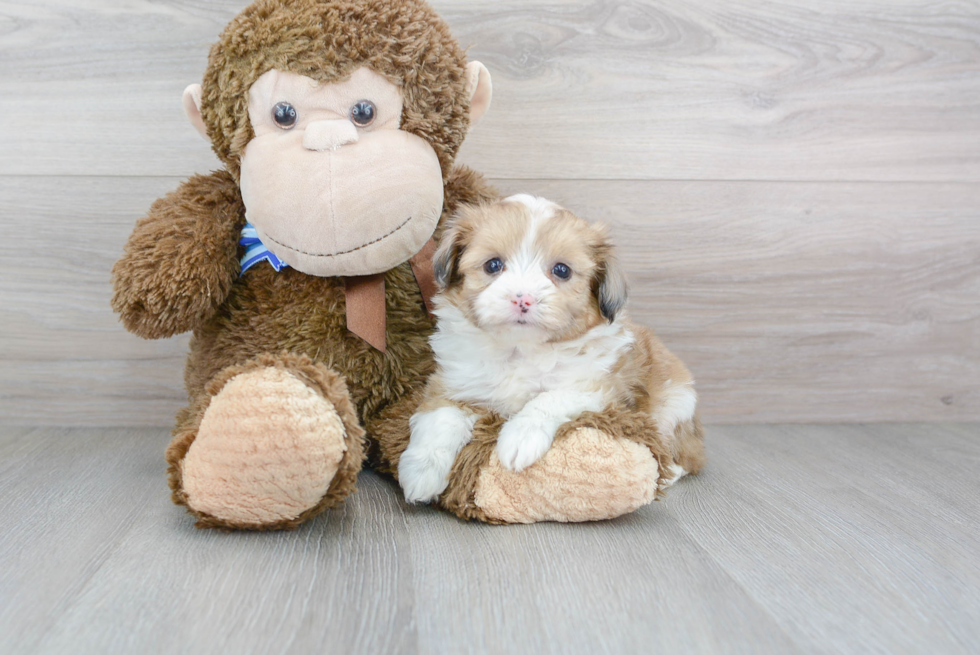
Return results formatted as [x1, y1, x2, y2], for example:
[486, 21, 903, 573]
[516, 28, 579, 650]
[1, 0, 978, 425]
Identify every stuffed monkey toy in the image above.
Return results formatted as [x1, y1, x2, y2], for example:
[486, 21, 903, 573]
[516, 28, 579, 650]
[112, 0, 686, 530]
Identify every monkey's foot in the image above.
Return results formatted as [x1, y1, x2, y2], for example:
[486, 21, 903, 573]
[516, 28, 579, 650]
[471, 428, 663, 523]
[167, 354, 365, 530]
[438, 410, 677, 524]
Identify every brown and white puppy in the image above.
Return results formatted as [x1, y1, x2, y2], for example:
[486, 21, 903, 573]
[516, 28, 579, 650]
[398, 195, 703, 504]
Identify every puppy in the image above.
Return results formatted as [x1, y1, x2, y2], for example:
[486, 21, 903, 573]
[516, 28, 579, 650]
[398, 194, 704, 504]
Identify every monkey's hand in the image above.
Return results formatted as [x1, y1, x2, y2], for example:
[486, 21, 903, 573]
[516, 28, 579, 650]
[111, 171, 244, 339]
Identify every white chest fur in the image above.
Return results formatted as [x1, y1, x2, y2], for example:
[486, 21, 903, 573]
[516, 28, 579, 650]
[430, 304, 635, 417]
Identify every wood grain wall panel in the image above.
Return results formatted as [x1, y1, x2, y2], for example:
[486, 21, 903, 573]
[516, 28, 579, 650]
[1, 0, 977, 425]
[1, 0, 978, 181]
[2, 176, 976, 426]
[494, 179, 980, 424]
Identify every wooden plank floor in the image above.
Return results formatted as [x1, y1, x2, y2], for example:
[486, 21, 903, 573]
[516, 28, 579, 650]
[2, 424, 977, 655]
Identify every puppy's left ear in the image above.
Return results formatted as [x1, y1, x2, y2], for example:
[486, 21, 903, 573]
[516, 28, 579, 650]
[592, 230, 629, 322]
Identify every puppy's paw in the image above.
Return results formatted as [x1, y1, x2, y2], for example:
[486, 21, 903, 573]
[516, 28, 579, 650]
[496, 416, 556, 472]
[398, 443, 454, 504]
[399, 406, 478, 504]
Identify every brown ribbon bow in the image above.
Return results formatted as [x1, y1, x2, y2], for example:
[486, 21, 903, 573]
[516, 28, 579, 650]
[343, 238, 438, 352]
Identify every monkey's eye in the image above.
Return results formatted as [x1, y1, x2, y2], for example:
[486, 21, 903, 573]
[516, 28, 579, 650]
[552, 263, 572, 280]
[349, 100, 376, 127]
[484, 258, 504, 275]
[272, 102, 297, 129]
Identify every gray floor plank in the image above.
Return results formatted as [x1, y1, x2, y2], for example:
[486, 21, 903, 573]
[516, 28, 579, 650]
[398, 489, 802, 655]
[789, 423, 980, 546]
[669, 424, 980, 655]
[2, 425, 978, 654]
[0, 428, 166, 654]
[33, 466, 418, 655]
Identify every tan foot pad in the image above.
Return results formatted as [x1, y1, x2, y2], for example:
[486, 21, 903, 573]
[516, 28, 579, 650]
[182, 367, 348, 526]
[473, 428, 660, 524]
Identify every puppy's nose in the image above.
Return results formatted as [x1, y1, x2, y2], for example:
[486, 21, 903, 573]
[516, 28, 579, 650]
[512, 293, 536, 312]
[303, 120, 359, 152]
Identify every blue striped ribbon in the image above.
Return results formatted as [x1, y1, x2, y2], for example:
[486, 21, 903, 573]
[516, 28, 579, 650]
[239, 222, 289, 274]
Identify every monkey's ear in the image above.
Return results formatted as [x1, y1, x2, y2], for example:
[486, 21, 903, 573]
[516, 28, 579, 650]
[465, 62, 492, 128]
[182, 84, 209, 141]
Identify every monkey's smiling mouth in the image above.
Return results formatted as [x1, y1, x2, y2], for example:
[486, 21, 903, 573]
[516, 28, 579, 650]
[261, 215, 415, 258]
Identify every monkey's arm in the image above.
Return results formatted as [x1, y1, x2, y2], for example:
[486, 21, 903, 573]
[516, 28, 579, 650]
[111, 171, 245, 339]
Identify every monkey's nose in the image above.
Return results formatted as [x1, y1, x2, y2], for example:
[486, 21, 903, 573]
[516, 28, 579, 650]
[303, 120, 359, 152]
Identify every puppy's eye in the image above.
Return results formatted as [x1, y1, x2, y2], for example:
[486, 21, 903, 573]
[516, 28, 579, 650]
[552, 263, 572, 280]
[484, 258, 504, 275]
[349, 100, 376, 127]
[272, 102, 298, 129]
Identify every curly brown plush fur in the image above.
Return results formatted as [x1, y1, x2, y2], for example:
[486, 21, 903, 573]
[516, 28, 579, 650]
[111, 171, 244, 339]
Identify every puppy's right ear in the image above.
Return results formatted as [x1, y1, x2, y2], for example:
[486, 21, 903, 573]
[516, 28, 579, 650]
[433, 219, 466, 289]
